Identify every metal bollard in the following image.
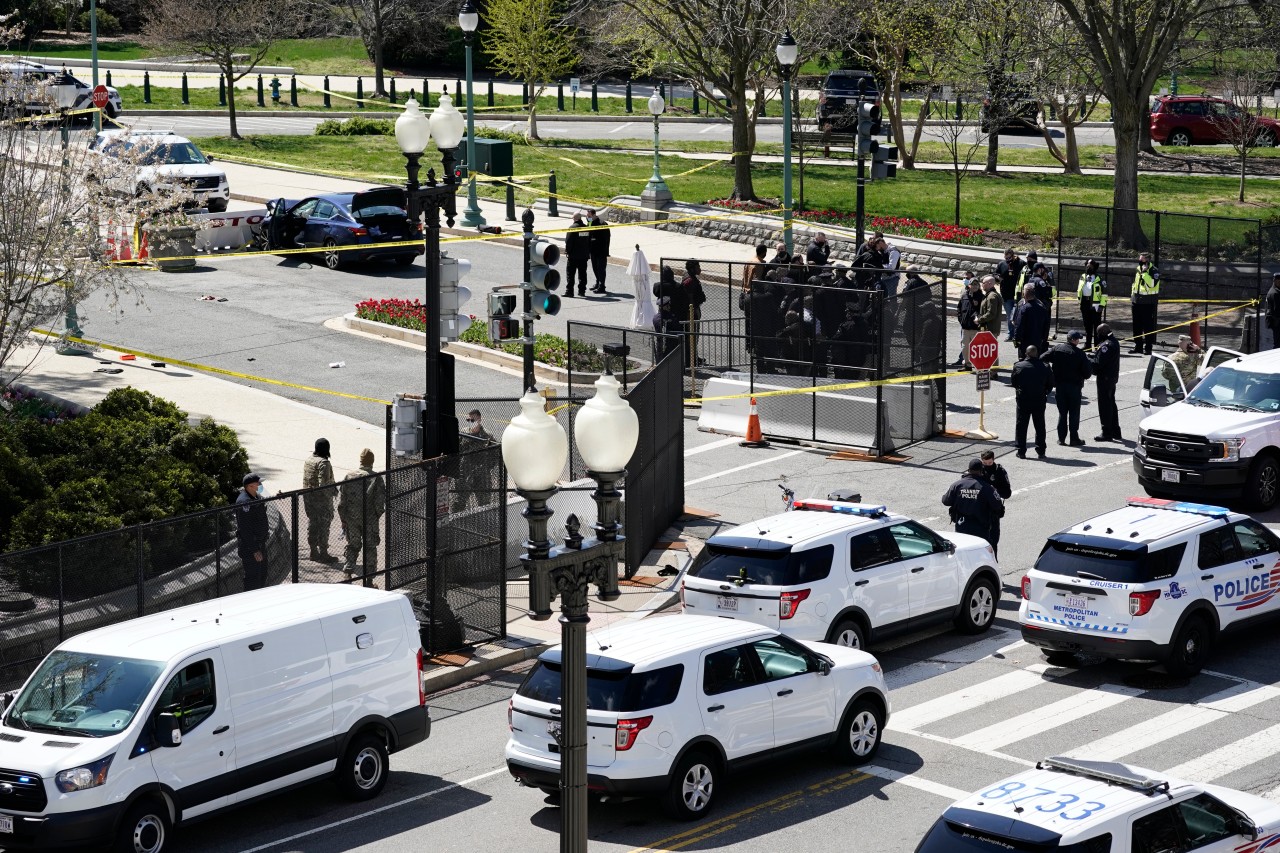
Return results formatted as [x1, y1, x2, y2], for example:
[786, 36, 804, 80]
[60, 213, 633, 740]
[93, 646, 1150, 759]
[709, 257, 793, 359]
[487, 78, 494, 107]
[323, 75, 331, 109]
[423, 78, 430, 105]
[548, 170, 558, 217]
[105, 69, 112, 87]
[522, 83, 528, 106]
[143, 71, 151, 104]
[693, 89, 699, 114]
[505, 180, 516, 221]
[356, 77, 364, 108]
[455, 79, 461, 102]
[256, 74, 264, 107]
[659, 81, 665, 99]
[182, 72, 189, 105]
[625, 81, 632, 113]
[591, 81, 598, 112]
[389, 77, 396, 104]
[218, 74, 226, 106]
[557, 82, 564, 111]
[290, 75, 297, 107]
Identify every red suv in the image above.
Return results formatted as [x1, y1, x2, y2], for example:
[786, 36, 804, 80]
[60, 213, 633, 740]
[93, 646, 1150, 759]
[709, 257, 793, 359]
[1150, 95, 1280, 147]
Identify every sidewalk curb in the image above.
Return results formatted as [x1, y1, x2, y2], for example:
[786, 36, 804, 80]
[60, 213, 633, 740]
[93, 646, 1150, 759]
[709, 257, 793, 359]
[422, 637, 548, 693]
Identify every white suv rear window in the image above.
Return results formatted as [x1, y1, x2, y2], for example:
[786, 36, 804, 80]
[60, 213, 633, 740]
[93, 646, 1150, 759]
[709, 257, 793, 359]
[517, 661, 683, 712]
[916, 818, 1111, 852]
[688, 544, 834, 586]
[1035, 540, 1186, 584]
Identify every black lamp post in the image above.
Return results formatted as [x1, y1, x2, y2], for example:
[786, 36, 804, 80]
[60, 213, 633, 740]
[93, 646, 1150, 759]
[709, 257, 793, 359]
[395, 94, 465, 459]
[52, 71, 83, 342]
[501, 362, 639, 853]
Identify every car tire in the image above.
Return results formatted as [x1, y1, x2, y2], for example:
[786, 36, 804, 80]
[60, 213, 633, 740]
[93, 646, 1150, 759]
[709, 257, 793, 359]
[113, 799, 171, 853]
[336, 732, 389, 801]
[207, 198, 228, 213]
[1167, 129, 1193, 146]
[1246, 454, 1280, 510]
[835, 699, 883, 764]
[322, 238, 342, 270]
[828, 617, 867, 650]
[1043, 651, 1080, 668]
[954, 576, 998, 635]
[662, 750, 717, 820]
[1257, 129, 1276, 148]
[1164, 615, 1213, 678]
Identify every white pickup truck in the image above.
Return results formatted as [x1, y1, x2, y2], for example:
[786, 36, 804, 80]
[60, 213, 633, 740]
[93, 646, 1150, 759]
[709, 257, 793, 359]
[1135, 345, 1280, 509]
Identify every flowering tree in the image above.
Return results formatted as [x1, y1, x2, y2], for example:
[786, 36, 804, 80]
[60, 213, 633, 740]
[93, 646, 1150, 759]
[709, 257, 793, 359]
[482, 0, 579, 140]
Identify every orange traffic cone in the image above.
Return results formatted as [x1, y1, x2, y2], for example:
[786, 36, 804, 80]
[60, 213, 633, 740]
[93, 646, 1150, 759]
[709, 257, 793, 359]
[1189, 311, 1202, 349]
[740, 397, 770, 448]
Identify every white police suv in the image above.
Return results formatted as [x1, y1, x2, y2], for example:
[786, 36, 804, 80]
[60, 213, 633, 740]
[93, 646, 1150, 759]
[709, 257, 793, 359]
[915, 755, 1280, 852]
[504, 615, 889, 820]
[681, 498, 1001, 649]
[1019, 497, 1280, 676]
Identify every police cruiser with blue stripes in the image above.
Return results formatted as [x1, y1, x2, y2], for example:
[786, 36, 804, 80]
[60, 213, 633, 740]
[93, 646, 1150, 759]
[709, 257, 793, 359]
[916, 755, 1280, 852]
[681, 495, 1001, 650]
[1020, 497, 1280, 676]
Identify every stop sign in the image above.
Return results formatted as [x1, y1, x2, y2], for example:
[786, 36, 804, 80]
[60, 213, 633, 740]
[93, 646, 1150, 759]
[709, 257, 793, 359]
[968, 331, 1000, 371]
[91, 85, 109, 110]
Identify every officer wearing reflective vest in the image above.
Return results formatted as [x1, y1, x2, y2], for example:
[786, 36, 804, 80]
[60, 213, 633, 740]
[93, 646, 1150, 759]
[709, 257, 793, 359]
[1077, 259, 1108, 350]
[1130, 252, 1160, 356]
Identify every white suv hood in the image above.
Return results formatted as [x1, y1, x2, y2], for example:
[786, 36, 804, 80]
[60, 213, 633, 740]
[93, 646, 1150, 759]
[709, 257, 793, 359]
[144, 164, 225, 182]
[1142, 403, 1275, 437]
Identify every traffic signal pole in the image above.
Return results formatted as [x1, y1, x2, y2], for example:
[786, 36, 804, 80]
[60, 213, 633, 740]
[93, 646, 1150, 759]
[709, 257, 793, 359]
[522, 209, 535, 392]
[856, 155, 866, 251]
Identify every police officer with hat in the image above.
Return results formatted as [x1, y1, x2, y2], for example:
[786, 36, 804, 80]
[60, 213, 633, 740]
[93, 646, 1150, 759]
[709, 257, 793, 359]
[941, 459, 1006, 549]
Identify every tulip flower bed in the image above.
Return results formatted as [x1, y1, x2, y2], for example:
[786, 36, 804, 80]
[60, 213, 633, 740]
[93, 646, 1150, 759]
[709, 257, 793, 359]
[356, 297, 428, 329]
[704, 200, 985, 245]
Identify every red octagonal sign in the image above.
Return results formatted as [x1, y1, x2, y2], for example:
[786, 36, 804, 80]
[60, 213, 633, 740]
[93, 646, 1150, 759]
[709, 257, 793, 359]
[91, 85, 109, 110]
[968, 331, 1000, 371]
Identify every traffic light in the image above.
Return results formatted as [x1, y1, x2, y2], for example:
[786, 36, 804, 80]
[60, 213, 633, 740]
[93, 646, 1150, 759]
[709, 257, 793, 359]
[438, 253, 472, 342]
[527, 237, 561, 318]
[857, 102, 880, 158]
[871, 144, 898, 181]
[487, 290, 520, 341]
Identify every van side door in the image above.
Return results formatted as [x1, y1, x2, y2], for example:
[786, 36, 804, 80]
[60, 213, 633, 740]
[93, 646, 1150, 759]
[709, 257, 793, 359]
[144, 650, 235, 820]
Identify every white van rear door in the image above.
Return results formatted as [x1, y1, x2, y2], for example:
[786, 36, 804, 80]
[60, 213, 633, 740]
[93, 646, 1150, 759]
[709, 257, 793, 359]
[147, 649, 235, 820]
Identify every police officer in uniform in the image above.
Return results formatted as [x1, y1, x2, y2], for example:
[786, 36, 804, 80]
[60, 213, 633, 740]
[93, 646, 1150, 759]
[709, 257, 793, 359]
[977, 450, 1011, 558]
[942, 458, 1006, 549]
[1077, 259, 1107, 350]
[1091, 323, 1123, 442]
[1130, 252, 1161, 355]
[235, 473, 270, 591]
[1043, 330, 1093, 447]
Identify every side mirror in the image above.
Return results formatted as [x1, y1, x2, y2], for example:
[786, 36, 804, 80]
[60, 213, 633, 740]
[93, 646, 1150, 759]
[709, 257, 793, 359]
[816, 657, 832, 676]
[1151, 385, 1168, 406]
[1235, 817, 1258, 841]
[0, 693, 10, 713]
[946, 540, 957, 554]
[157, 713, 182, 747]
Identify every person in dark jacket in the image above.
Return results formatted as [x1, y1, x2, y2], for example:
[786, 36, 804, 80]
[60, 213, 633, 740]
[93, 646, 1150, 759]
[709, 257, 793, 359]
[977, 450, 1012, 558]
[1012, 345, 1054, 458]
[564, 213, 591, 297]
[941, 458, 1006, 546]
[586, 207, 611, 294]
[235, 473, 270, 591]
[653, 264, 687, 319]
[1013, 283, 1050, 359]
[1042, 330, 1093, 447]
[1028, 263, 1055, 306]
[828, 304, 870, 378]
[1266, 272, 1280, 349]
[1090, 323, 1123, 441]
[742, 278, 783, 372]
[902, 266, 930, 293]
[996, 248, 1025, 340]
[682, 260, 708, 368]
[955, 276, 981, 368]
[806, 232, 831, 269]
[769, 241, 791, 266]
[853, 237, 889, 290]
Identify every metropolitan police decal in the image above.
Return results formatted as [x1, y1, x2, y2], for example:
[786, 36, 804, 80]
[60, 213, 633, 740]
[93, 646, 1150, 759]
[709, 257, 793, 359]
[1213, 561, 1280, 611]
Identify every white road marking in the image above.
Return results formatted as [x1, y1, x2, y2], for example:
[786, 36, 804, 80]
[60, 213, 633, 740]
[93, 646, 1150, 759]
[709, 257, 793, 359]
[234, 767, 508, 853]
[951, 682, 1144, 752]
[1164, 721, 1280, 783]
[498, 121, 516, 132]
[610, 122, 635, 134]
[891, 665, 1051, 731]
[862, 764, 971, 801]
[1008, 458, 1130, 497]
[684, 436, 742, 457]
[685, 449, 805, 486]
[698, 124, 725, 134]
[884, 633, 1025, 691]
[1068, 680, 1280, 762]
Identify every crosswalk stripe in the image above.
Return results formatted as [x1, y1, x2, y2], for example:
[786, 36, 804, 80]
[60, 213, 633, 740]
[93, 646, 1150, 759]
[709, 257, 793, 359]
[1164, 721, 1280, 783]
[884, 632, 1025, 691]
[950, 682, 1145, 752]
[1067, 680, 1280, 762]
[891, 666, 1050, 731]
[862, 764, 971, 801]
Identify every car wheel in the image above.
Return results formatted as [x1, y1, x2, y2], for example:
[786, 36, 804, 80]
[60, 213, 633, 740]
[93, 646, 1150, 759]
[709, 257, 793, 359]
[1164, 615, 1213, 678]
[1044, 651, 1080, 668]
[836, 699, 883, 764]
[829, 617, 866, 650]
[322, 238, 343, 270]
[207, 198, 228, 213]
[336, 732, 389, 801]
[1168, 129, 1193, 146]
[113, 800, 170, 853]
[662, 750, 717, 820]
[1257, 129, 1277, 148]
[954, 576, 998, 635]
[1246, 454, 1280, 510]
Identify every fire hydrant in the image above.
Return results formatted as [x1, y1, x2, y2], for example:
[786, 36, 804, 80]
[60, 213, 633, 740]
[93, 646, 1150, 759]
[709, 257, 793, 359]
[270, 77, 281, 104]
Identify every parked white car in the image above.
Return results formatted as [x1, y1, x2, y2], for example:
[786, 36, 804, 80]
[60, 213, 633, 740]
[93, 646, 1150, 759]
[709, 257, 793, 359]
[681, 498, 1001, 649]
[0, 61, 123, 118]
[89, 130, 230, 212]
[505, 615, 889, 820]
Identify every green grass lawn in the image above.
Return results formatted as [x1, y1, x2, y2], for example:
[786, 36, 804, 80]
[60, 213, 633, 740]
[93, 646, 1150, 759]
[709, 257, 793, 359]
[12, 40, 150, 61]
[262, 38, 374, 76]
[191, 133, 1280, 238]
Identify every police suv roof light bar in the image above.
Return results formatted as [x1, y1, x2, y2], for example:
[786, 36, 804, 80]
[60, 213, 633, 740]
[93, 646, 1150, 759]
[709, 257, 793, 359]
[792, 499, 887, 517]
[1126, 497, 1230, 518]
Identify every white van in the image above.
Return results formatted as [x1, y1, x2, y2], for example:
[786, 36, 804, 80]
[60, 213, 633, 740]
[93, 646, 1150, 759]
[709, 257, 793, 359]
[0, 584, 429, 852]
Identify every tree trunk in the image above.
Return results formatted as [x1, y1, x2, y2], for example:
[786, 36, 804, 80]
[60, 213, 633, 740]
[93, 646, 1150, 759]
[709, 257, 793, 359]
[373, 25, 387, 97]
[527, 103, 540, 140]
[887, 87, 909, 168]
[1110, 98, 1147, 250]
[909, 107, 928, 168]
[1240, 149, 1248, 202]
[1139, 102, 1155, 154]
[225, 62, 240, 140]
[985, 132, 999, 174]
[1062, 119, 1082, 174]
[730, 93, 756, 201]
[954, 157, 962, 225]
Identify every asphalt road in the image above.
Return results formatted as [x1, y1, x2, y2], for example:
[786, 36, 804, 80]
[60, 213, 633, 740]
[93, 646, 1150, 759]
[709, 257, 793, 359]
[114, 112, 1121, 150]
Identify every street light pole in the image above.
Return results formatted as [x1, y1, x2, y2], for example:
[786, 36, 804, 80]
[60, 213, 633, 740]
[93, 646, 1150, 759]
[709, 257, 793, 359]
[458, 0, 486, 228]
[776, 31, 797, 255]
[52, 73, 83, 344]
[90, 0, 100, 132]
[640, 88, 672, 217]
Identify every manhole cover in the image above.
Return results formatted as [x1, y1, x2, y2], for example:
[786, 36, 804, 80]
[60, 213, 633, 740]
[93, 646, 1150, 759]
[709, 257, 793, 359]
[0, 592, 35, 613]
[1124, 671, 1190, 690]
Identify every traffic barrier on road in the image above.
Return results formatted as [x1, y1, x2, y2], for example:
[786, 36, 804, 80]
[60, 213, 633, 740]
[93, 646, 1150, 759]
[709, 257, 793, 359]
[740, 396, 769, 447]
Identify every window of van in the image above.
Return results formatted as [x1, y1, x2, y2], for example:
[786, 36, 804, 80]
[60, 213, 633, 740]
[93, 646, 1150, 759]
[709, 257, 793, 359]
[157, 659, 216, 734]
[5, 651, 164, 737]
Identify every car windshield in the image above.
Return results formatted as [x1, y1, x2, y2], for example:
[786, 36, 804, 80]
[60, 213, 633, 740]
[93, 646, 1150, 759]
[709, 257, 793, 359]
[4, 651, 164, 737]
[517, 661, 683, 711]
[688, 543, 833, 586]
[1188, 366, 1280, 412]
[916, 818, 1111, 853]
[139, 143, 209, 166]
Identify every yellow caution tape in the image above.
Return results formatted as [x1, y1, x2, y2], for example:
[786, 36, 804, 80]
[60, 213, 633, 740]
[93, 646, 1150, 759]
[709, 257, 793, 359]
[1122, 300, 1257, 345]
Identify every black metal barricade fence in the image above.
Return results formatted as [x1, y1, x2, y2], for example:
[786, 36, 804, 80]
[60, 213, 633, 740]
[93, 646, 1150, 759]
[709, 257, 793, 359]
[659, 256, 947, 452]
[1057, 204, 1274, 351]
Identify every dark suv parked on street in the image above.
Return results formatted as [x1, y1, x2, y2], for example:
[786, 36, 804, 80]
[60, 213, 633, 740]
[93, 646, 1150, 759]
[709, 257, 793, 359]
[818, 70, 880, 132]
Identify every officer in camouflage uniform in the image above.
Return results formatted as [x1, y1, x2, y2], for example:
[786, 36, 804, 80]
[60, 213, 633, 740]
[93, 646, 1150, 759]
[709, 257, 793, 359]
[302, 438, 336, 562]
[339, 448, 387, 577]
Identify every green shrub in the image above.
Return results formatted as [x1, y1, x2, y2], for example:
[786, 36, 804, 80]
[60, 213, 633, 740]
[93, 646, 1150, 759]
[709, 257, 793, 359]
[476, 126, 528, 146]
[315, 116, 394, 136]
[78, 9, 122, 36]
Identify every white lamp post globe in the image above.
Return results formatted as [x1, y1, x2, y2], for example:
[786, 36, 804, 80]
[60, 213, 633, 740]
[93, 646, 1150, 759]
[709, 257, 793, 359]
[395, 98, 430, 155]
[574, 374, 639, 473]
[458, 0, 479, 33]
[429, 91, 466, 150]
[501, 390, 569, 492]
[647, 88, 665, 117]
[775, 31, 798, 68]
